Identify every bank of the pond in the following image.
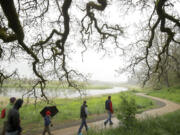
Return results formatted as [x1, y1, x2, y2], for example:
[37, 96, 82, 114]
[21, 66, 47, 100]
[0, 91, 155, 135]
[1, 80, 114, 90]
[0, 87, 127, 98]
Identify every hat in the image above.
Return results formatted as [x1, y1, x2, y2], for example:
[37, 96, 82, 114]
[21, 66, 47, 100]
[46, 110, 51, 116]
[83, 101, 86, 104]
[14, 99, 23, 109]
[10, 97, 16, 103]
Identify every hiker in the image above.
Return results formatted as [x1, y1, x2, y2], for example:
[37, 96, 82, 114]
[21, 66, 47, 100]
[6, 98, 23, 135]
[104, 96, 113, 126]
[1, 97, 16, 135]
[78, 101, 88, 135]
[42, 110, 53, 135]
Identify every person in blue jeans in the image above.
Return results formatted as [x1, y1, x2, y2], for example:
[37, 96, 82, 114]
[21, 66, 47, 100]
[104, 96, 113, 126]
[78, 101, 88, 135]
[42, 111, 52, 135]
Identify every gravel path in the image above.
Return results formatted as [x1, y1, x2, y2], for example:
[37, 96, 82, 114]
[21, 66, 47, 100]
[38, 93, 180, 135]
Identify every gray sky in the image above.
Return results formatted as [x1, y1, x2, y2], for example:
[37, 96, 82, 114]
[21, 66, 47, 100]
[1, 1, 180, 83]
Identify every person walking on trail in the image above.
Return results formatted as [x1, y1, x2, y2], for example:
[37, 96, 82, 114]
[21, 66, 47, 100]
[1, 97, 16, 135]
[42, 110, 53, 135]
[6, 99, 23, 135]
[104, 96, 113, 126]
[78, 101, 88, 135]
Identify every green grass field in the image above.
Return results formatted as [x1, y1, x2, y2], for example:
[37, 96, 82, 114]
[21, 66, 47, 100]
[88, 109, 180, 135]
[0, 91, 154, 134]
[88, 85, 180, 135]
[147, 86, 180, 103]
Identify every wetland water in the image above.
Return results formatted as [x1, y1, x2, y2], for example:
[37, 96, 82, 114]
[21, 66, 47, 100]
[0, 87, 127, 98]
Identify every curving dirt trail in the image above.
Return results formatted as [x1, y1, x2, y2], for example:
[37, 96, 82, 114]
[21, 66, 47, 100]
[38, 93, 180, 135]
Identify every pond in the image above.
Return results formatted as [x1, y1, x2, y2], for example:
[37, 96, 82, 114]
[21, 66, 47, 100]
[0, 87, 128, 99]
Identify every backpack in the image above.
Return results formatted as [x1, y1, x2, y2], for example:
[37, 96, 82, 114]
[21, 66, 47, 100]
[1, 108, 6, 118]
[105, 100, 110, 110]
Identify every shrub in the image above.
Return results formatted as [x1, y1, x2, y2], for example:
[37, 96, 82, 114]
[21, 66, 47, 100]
[117, 95, 137, 129]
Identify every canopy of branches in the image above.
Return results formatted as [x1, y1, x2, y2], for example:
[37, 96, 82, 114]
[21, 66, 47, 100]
[0, 0, 179, 99]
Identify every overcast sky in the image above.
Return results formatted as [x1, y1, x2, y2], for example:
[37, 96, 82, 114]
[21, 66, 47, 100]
[69, 2, 180, 83]
[1, 1, 180, 83]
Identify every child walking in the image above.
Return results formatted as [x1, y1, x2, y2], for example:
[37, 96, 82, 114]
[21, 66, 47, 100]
[42, 111, 52, 135]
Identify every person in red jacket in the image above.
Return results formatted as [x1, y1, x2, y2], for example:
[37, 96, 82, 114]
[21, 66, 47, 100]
[104, 96, 113, 126]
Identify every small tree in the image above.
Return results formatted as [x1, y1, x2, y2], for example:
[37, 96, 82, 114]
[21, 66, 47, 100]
[117, 95, 137, 129]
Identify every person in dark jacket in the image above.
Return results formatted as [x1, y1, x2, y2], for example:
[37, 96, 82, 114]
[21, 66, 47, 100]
[1, 97, 16, 135]
[104, 96, 113, 126]
[6, 99, 23, 135]
[78, 101, 88, 135]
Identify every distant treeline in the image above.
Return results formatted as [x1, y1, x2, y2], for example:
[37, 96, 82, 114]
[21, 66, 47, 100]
[1, 79, 113, 90]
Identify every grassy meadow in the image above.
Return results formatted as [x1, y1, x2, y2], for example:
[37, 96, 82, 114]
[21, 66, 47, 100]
[0, 91, 154, 134]
[2, 82, 180, 135]
[147, 85, 180, 103]
[88, 109, 180, 135]
[87, 85, 180, 135]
